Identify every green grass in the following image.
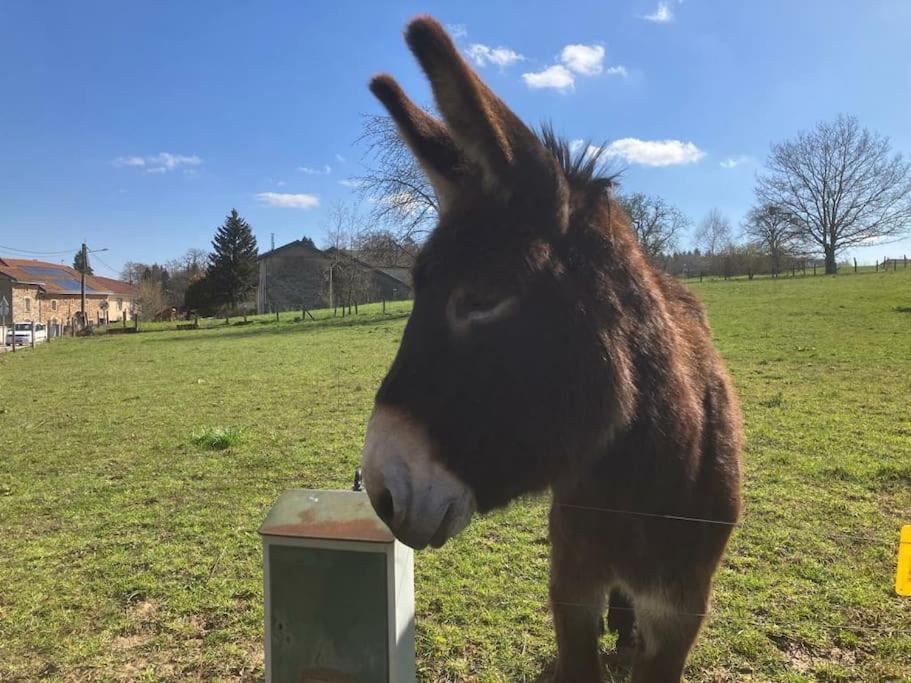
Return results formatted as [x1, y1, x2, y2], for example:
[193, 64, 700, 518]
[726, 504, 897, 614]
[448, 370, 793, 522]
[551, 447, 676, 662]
[191, 427, 247, 451]
[1, 274, 910, 682]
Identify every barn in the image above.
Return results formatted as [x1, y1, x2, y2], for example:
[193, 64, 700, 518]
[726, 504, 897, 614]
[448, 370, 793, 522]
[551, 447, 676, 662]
[255, 238, 412, 314]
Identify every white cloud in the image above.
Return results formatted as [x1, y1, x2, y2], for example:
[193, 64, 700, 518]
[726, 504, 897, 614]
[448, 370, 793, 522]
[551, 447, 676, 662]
[602, 138, 705, 166]
[335, 153, 346, 163]
[569, 139, 609, 162]
[643, 1, 674, 23]
[720, 155, 752, 169]
[447, 23, 468, 39]
[560, 44, 605, 76]
[466, 43, 524, 69]
[112, 156, 146, 167]
[113, 152, 202, 173]
[522, 64, 575, 92]
[256, 192, 320, 209]
[153, 152, 202, 171]
[338, 178, 363, 188]
[298, 164, 332, 175]
[524, 44, 628, 93]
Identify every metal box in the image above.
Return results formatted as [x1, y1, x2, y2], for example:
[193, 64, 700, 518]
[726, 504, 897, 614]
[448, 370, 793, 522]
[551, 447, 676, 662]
[260, 489, 415, 683]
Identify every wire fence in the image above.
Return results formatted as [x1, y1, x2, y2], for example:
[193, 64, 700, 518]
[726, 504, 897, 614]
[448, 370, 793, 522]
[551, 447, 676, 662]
[550, 501, 911, 637]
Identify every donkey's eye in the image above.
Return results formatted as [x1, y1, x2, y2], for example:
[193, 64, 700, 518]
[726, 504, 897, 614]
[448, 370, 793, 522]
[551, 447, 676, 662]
[449, 288, 518, 327]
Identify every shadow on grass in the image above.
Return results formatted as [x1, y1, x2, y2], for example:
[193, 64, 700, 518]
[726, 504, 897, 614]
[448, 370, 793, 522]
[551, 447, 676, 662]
[138, 312, 411, 344]
[895, 306, 911, 314]
[534, 650, 633, 683]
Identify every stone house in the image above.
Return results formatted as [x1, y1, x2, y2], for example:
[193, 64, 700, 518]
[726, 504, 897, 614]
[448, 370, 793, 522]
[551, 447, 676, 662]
[256, 239, 412, 314]
[0, 257, 138, 329]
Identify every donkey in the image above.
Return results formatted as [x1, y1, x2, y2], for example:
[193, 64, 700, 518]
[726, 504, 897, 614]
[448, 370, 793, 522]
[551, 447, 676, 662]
[360, 17, 742, 683]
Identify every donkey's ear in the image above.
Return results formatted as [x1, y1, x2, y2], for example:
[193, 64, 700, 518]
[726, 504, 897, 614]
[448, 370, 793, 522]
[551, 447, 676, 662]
[369, 74, 462, 210]
[404, 16, 545, 193]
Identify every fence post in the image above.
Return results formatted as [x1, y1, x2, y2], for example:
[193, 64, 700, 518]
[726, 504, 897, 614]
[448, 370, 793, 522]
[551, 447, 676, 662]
[894, 258, 898, 272]
[30, 320, 35, 349]
[275, 310, 279, 322]
[813, 263, 816, 276]
[854, 258, 857, 273]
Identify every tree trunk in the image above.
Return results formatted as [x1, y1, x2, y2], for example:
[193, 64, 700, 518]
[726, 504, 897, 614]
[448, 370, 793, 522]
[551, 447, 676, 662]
[824, 248, 837, 274]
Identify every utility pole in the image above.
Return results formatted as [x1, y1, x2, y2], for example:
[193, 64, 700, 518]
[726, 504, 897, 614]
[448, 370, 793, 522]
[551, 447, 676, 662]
[77, 243, 107, 329]
[80, 242, 87, 327]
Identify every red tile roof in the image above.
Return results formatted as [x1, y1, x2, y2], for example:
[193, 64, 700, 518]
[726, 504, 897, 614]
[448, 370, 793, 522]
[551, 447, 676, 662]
[0, 258, 137, 297]
[91, 275, 138, 297]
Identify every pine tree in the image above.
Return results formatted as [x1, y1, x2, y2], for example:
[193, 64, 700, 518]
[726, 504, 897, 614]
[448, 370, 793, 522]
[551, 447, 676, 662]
[73, 250, 93, 275]
[207, 209, 259, 310]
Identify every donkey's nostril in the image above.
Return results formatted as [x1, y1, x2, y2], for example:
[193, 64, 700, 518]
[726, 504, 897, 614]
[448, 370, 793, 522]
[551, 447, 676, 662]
[374, 487, 395, 526]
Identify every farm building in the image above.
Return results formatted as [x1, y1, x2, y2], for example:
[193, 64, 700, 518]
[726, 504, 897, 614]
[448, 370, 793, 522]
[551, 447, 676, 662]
[256, 238, 412, 314]
[0, 257, 138, 328]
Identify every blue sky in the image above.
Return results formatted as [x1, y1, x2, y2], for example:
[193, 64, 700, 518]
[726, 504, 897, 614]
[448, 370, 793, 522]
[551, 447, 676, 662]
[2, 1, 910, 276]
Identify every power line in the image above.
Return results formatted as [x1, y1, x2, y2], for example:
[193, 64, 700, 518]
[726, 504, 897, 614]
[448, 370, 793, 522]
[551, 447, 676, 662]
[0, 243, 79, 256]
[90, 252, 120, 276]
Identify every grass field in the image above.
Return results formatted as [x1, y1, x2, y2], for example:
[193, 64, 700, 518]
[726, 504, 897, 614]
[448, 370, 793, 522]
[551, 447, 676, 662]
[1, 272, 910, 682]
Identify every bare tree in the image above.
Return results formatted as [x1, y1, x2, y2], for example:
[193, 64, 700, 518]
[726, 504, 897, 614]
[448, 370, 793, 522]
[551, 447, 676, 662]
[120, 261, 147, 285]
[135, 278, 168, 319]
[756, 114, 911, 274]
[165, 248, 209, 308]
[353, 114, 438, 249]
[323, 202, 368, 314]
[352, 230, 418, 269]
[742, 203, 799, 277]
[694, 209, 733, 256]
[617, 192, 688, 261]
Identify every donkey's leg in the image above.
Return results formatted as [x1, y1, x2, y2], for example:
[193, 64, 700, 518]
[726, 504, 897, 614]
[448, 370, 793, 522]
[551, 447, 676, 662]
[629, 583, 710, 683]
[606, 588, 636, 651]
[549, 529, 605, 682]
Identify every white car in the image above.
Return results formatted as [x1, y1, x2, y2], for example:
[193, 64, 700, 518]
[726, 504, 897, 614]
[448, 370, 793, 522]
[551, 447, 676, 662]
[6, 322, 47, 346]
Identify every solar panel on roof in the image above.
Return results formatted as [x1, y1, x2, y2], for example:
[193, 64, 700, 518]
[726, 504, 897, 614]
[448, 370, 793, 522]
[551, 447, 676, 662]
[22, 266, 67, 276]
[54, 280, 83, 292]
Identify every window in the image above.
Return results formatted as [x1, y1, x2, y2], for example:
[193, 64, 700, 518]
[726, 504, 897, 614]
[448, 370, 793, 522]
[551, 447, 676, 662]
[52, 300, 58, 311]
[24, 297, 30, 312]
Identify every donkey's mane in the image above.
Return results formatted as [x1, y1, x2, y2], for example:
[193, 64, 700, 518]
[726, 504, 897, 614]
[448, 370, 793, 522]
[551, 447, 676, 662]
[538, 125, 620, 199]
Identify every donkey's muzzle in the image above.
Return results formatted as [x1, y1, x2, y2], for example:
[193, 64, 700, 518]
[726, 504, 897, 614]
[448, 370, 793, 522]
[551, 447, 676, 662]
[360, 405, 476, 550]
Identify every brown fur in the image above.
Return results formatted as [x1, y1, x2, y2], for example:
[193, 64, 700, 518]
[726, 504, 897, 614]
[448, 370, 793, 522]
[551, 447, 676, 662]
[367, 16, 742, 682]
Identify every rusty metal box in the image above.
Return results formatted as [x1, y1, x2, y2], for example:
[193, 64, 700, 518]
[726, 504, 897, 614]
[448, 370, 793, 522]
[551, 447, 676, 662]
[259, 489, 415, 683]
